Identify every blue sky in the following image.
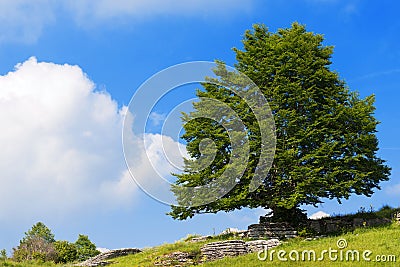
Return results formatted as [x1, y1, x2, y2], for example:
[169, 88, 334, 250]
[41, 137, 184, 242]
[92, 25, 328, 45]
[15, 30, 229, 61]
[0, 0, 399, 254]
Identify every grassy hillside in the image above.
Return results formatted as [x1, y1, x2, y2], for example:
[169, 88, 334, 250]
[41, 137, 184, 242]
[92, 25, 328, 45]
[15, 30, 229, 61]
[0, 261, 57, 267]
[202, 224, 400, 267]
[2, 222, 399, 266]
[110, 223, 399, 267]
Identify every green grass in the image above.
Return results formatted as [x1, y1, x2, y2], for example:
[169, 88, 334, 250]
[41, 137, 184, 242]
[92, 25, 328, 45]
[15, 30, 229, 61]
[97, 223, 400, 266]
[0, 261, 59, 267]
[202, 223, 400, 267]
[3, 216, 399, 266]
[109, 233, 243, 267]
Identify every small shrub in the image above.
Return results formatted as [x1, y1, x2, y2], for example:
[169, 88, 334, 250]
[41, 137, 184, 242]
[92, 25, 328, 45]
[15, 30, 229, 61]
[375, 205, 400, 219]
[54, 240, 77, 263]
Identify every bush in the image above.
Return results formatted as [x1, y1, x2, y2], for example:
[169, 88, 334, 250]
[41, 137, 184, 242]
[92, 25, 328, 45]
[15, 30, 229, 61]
[375, 205, 400, 219]
[54, 240, 77, 263]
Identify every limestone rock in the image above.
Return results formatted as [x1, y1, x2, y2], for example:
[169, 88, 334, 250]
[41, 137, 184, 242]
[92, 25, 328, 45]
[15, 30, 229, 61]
[245, 239, 281, 253]
[154, 251, 196, 266]
[75, 248, 141, 267]
[201, 240, 248, 261]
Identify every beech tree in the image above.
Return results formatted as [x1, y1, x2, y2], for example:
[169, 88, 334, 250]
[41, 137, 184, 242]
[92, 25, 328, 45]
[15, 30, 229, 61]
[169, 23, 391, 223]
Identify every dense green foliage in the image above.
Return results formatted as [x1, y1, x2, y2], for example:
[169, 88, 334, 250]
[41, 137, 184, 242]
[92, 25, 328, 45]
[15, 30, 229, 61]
[11, 223, 98, 264]
[169, 23, 391, 222]
[12, 223, 57, 262]
[75, 234, 100, 261]
[21, 222, 55, 245]
[53, 241, 77, 263]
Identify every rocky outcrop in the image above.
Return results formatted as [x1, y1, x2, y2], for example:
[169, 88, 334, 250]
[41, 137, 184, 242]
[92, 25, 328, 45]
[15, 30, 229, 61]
[246, 239, 280, 253]
[200, 239, 281, 262]
[75, 248, 142, 267]
[154, 251, 197, 266]
[200, 240, 248, 261]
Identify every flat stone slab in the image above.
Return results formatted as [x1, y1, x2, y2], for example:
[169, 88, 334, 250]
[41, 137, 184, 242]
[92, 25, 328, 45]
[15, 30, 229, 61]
[246, 239, 281, 253]
[75, 248, 142, 266]
[201, 239, 281, 261]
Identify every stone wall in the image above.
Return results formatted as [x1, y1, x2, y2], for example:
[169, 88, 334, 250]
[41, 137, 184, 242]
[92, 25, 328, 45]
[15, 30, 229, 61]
[247, 222, 297, 239]
[246, 213, 394, 239]
[308, 217, 392, 234]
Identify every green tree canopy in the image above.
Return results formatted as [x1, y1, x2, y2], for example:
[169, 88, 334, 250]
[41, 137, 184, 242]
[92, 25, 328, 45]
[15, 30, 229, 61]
[13, 222, 57, 262]
[75, 234, 100, 261]
[22, 222, 55, 244]
[54, 240, 77, 263]
[169, 23, 391, 223]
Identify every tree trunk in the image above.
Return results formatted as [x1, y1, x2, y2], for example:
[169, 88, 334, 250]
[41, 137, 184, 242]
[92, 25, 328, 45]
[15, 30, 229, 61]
[269, 206, 307, 226]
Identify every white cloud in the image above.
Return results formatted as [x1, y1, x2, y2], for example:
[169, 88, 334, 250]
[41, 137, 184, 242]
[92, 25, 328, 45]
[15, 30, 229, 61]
[309, 211, 330, 220]
[0, 0, 254, 43]
[123, 109, 188, 204]
[0, 57, 136, 218]
[0, 57, 189, 222]
[0, 0, 55, 43]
